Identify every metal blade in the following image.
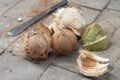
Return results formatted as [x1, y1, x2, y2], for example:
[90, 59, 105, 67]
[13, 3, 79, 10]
[7, 0, 68, 37]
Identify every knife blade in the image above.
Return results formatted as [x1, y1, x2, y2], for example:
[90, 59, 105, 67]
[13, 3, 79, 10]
[7, 0, 68, 37]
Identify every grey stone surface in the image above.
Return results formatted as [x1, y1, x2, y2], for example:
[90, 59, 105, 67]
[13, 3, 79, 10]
[0, 48, 3, 54]
[5, 38, 27, 59]
[69, 0, 110, 10]
[107, 0, 120, 11]
[80, 6, 99, 24]
[0, 0, 19, 16]
[94, 28, 120, 80]
[3, 0, 39, 21]
[109, 59, 120, 80]
[39, 66, 90, 80]
[98, 20, 115, 39]
[104, 17, 120, 28]
[53, 51, 79, 73]
[0, 53, 53, 80]
[96, 9, 120, 22]
[100, 28, 120, 67]
[0, 17, 19, 50]
[53, 44, 102, 73]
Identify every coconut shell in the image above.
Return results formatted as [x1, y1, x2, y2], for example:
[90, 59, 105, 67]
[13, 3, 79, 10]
[81, 23, 111, 51]
[52, 29, 77, 55]
[22, 24, 52, 60]
[77, 50, 109, 77]
[26, 34, 49, 60]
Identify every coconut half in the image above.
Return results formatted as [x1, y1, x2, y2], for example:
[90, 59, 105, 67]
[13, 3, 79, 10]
[77, 50, 109, 77]
[81, 23, 111, 51]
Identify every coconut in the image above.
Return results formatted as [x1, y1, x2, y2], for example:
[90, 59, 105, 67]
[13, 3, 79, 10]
[81, 23, 111, 51]
[77, 50, 109, 77]
[52, 29, 78, 55]
[49, 7, 86, 36]
[22, 24, 52, 60]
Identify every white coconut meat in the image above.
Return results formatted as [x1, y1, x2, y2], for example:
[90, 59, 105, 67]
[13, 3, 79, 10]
[77, 50, 109, 77]
[49, 7, 86, 36]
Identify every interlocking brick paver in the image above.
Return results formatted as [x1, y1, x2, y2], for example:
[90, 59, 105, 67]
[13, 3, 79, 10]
[98, 20, 115, 39]
[53, 51, 79, 73]
[92, 28, 120, 80]
[5, 38, 27, 58]
[100, 28, 120, 65]
[107, 0, 120, 11]
[80, 6, 99, 24]
[39, 66, 90, 80]
[0, 0, 19, 16]
[109, 59, 120, 80]
[0, 17, 19, 50]
[3, 0, 39, 21]
[96, 9, 120, 22]
[104, 17, 120, 28]
[0, 53, 53, 80]
[53, 44, 101, 73]
[0, 48, 3, 54]
[69, 0, 110, 10]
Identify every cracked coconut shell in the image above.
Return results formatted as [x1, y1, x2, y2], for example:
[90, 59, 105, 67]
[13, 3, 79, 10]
[22, 24, 52, 60]
[81, 23, 111, 51]
[52, 29, 77, 55]
[77, 50, 109, 77]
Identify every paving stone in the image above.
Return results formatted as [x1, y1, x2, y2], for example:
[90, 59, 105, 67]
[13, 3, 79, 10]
[0, 48, 3, 54]
[109, 59, 120, 80]
[0, 53, 53, 80]
[52, 44, 101, 73]
[80, 6, 99, 24]
[96, 29, 120, 80]
[96, 9, 120, 22]
[5, 38, 27, 58]
[53, 51, 79, 73]
[0, 17, 19, 50]
[100, 28, 120, 66]
[96, 56, 120, 80]
[69, 0, 110, 10]
[39, 66, 90, 80]
[104, 17, 120, 28]
[107, 0, 120, 11]
[0, 0, 19, 16]
[3, 0, 39, 21]
[98, 20, 115, 39]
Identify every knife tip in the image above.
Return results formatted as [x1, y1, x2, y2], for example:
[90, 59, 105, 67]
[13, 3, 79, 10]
[7, 32, 14, 37]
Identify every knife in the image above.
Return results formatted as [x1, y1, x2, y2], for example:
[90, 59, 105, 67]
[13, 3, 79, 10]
[7, 0, 68, 37]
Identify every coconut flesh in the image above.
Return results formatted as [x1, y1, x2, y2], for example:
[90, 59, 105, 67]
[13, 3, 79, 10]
[81, 23, 111, 51]
[49, 7, 86, 36]
[22, 24, 52, 60]
[52, 29, 78, 55]
[77, 50, 109, 77]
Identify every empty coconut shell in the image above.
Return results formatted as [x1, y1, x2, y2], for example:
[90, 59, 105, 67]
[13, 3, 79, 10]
[77, 50, 109, 77]
[81, 23, 111, 51]
[52, 29, 78, 55]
